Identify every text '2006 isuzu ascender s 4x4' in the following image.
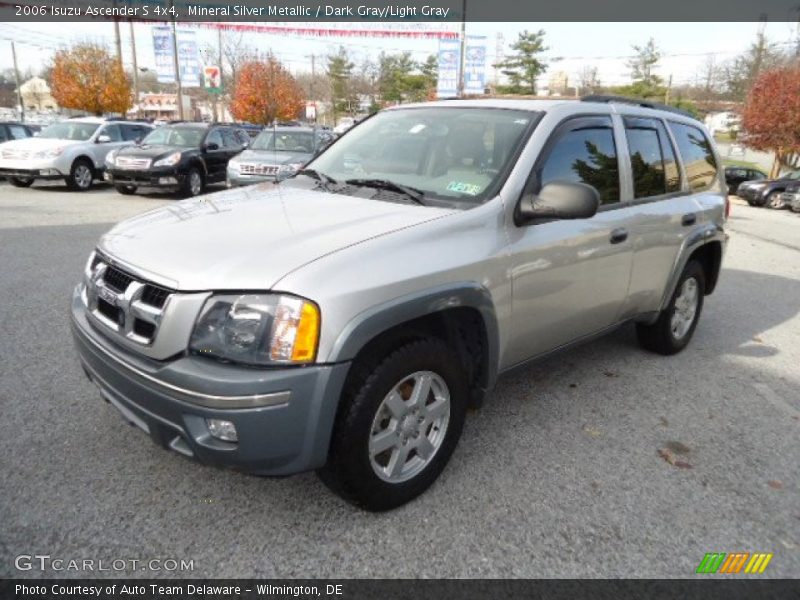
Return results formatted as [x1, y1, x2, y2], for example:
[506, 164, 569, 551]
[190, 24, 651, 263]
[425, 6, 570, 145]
[72, 97, 728, 511]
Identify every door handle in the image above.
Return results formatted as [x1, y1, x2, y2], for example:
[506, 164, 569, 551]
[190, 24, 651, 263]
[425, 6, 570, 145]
[609, 228, 628, 244]
[681, 213, 697, 226]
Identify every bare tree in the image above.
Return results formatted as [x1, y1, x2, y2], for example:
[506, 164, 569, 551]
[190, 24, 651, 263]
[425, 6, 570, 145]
[578, 65, 600, 95]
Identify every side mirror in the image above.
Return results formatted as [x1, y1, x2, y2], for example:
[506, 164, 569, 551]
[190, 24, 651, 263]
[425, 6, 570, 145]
[96, 134, 111, 143]
[204, 142, 219, 151]
[517, 181, 600, 224]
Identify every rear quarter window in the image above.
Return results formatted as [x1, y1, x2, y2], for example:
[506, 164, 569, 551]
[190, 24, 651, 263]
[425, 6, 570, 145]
[668, 122, 718, 191]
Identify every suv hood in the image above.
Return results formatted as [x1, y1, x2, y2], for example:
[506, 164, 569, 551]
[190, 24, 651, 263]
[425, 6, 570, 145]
[99, 185, 454, 291]
[0, 136, 82, 152]
[116, 144, 188, 159]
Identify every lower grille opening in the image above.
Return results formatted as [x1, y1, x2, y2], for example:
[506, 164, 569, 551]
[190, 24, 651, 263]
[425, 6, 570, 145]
[133, 319, 156, 340]
[97, 298, 122, 325]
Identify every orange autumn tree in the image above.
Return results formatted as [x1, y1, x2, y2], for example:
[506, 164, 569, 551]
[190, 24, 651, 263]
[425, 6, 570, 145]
[741, 66, 800, 177]
[230, 57, 304, 125]
[51, 43, 131, 116]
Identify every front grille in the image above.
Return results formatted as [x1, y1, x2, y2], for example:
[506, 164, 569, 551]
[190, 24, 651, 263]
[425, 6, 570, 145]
[141, 285, 170, 308]
[115, 156, 151, 169]
[1, 149, 30, 160]
[240, 163, 279, 176]
[103, 265, 134, 293]
[84, 256, 175, 345]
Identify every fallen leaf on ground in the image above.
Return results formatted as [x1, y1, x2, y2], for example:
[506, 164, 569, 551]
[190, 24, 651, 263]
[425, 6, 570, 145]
[753, 335, 764, 343]
[768, 479, 783, 490]
[583, 426, 602, 438]
[659, 416, 669, 427]
[658, 447, 692, 469]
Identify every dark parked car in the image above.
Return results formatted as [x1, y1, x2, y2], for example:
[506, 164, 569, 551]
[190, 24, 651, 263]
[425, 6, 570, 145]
[724, 166, 766, 195]
[0, 121, 37, 143]
[736, 170, 800, 207]
[104, 123, 250, 197]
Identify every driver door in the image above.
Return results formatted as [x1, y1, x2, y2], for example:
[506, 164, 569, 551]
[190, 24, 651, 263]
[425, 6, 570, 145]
[504, 116, 634, 366]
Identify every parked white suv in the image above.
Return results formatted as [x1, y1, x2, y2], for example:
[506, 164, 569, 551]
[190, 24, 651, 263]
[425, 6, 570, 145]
[0, 118, 152, 191]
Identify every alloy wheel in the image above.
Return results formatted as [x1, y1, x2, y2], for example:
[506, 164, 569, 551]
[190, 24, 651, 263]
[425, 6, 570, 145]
[368, 371, 451, 484]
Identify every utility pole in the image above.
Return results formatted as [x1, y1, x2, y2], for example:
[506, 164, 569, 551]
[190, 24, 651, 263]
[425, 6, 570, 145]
[457, 0, 467, 97]
[129, 21, 140, 117]
[215, 26, 223, 122]
[310, 54, 317, 126]
[113, 1, 123, 68]
[171, 15, 184, 120]
[664, 73, 673, 105]
[11, 41, 24, 122]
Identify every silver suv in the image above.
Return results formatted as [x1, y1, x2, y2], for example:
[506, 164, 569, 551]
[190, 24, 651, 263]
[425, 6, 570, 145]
[71, 98, 728, 510]
[0, 118, 152, 190]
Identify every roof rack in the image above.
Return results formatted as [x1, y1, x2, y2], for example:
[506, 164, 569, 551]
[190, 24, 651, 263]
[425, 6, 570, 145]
[581, 95, 694, 119]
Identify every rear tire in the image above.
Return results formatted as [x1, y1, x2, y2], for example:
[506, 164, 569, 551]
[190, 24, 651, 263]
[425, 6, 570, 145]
[8, 176, 34, 187]
[114, 184, 138, 195]
[318, 337, 468, 511]
[637, 260, 705, 356]
[66, 159, 94, 191]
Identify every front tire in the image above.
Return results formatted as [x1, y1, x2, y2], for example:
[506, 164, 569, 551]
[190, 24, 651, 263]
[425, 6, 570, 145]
[66, 159, 94, 191]
[180, 166, 204, 197]
[8, 176, 34, 187]
[114, 184, 138, 195]
[636, 260, 705, 355]
[766, 190, 787, 209]
[318, 338, 468, 511]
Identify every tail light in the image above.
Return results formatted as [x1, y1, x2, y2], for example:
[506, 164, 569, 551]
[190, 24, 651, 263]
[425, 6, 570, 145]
[724, 196, 731, 220]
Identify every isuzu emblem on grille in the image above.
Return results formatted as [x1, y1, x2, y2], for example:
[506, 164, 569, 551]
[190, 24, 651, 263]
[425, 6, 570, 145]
[97, 285, 118, 305]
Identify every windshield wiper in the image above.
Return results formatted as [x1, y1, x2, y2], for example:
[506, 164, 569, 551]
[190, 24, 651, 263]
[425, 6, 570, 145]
[295, 168, 337, 187]
[344, 178, 427, 206]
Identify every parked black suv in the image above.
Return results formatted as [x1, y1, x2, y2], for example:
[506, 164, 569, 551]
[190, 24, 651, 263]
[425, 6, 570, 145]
[723, 166, 766, 195]
[104, 123, 250, 197]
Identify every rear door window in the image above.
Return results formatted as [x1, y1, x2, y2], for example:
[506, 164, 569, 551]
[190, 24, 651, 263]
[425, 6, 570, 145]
[668, 122, 718, 191]
[8, 124, 30, 139]
[624, 117, 681, 198]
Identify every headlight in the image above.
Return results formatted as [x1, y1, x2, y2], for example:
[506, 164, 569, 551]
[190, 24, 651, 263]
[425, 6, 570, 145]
[153, 152, 181, 167]
[33, 147, 65, 159]
[227, 161, 240, 173]
[189, 294, 320, 366]
[105, 149, 118, 165]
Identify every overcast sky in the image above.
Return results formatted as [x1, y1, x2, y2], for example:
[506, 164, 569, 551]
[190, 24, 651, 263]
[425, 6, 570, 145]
[0, 21, 795, 88]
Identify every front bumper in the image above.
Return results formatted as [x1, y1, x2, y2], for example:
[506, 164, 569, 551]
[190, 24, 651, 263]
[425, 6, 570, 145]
[736, 185, 766, 202]
[71, 291, 350, 475]
[105, 166, 185, 188]
[781, 191, 800, 209]
[0, 158, 66, 180]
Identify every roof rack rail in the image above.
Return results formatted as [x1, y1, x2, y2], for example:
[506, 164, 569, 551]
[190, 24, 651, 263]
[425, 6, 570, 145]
[581, 95, 694, 119]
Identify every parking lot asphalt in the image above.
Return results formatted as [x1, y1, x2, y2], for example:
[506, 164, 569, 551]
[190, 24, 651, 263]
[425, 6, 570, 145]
[0, 182, 798, 579]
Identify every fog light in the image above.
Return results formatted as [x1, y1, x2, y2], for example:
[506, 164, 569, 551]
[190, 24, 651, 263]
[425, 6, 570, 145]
[206, 418, 238, 442]
[159, 176, 178, 185]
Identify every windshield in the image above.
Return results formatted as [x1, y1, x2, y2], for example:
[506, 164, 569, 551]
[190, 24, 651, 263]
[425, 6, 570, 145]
[252, 130, 315, 153]
[142, 127, 204, 148]
[308, 107, 536, 204]
[38, 122, 99, 141]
